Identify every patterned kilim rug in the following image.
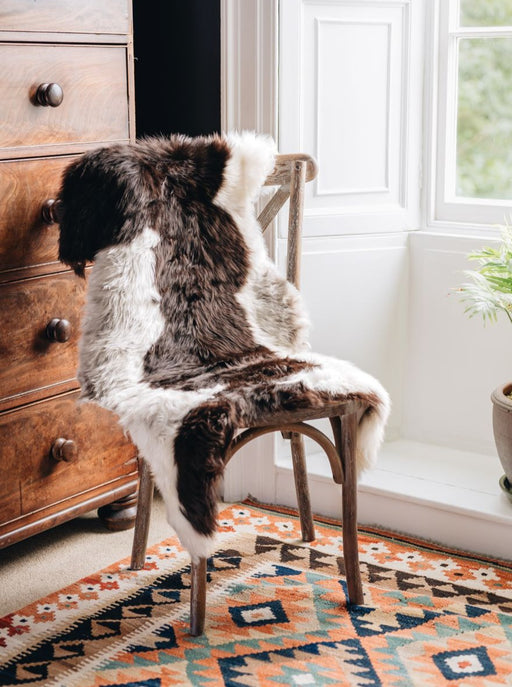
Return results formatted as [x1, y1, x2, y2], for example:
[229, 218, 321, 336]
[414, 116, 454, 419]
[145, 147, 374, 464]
[1, 501, 512, 687]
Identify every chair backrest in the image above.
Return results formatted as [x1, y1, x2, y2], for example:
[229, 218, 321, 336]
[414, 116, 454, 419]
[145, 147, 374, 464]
[257, 154, 318, 289]
[57, 137, 319, 413]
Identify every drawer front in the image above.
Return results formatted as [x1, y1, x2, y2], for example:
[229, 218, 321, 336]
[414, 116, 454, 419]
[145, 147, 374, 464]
[0, 44, 130, 155]
[0, 156, 77, 280]
[0, 481, 22, 528]
[0, 0, 130, 35]
[0, 271, 86, 409]
[0, 391, 136, 521]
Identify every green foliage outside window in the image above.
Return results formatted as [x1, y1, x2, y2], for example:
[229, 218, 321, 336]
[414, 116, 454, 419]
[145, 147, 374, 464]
[460, 0, 512, 27]
[456, 2, 512, 200]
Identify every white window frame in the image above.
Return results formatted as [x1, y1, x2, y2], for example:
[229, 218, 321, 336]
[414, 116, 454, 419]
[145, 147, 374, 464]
[429, 0, 512, 233]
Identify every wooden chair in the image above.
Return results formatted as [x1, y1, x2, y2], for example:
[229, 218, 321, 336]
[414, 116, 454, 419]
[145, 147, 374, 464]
[129, 154, 367, 636]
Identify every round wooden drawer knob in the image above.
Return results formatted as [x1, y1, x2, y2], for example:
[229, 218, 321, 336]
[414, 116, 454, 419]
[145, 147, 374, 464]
[41, 199, 63, 225]
[35, 82, 64, 107]
[51, 438, 78, 463]
[46, 318, 71, 343]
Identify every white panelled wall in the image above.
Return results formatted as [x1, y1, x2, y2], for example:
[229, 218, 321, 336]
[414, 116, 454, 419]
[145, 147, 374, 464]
[222, 0, 512, 560]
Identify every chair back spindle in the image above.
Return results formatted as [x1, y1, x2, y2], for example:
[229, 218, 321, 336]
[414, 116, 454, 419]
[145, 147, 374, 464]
[286, 159, 307, 289]
[257, 154, 317, 290]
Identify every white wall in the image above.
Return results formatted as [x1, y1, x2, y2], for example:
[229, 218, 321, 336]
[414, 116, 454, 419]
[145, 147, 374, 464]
[403, 232, 510, 454]
[279, 0, 423, 235]
[279, 233, 409, 441]
[276, 0, 424, 467]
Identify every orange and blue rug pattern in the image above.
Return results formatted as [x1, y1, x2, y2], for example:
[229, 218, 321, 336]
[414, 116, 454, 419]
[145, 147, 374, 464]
[1, 502, 512, 686]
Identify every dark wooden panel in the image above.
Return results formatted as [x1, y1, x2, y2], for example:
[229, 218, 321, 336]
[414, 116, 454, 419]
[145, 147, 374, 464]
[0, 156, 78, 280]
[0, 0, 130, 35]
[0, 44, 129, 156]
[0, 0, 137, 551]
[0, 482, 21, 526]
[0, 477, 138, 549]
[0, 390, 137, 516]
[0, 271, 87, 409]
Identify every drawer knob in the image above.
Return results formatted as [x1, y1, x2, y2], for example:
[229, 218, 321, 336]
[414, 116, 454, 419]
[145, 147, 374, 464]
[46, 318, 71, 343]
[35, 82, 64, 107]
[41, 199, 63, 225]
[51, 438, 78, 463]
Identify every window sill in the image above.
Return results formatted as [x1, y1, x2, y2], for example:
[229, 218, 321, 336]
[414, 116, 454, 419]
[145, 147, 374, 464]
[361, 439, 510, 525]
[275, 439, 512, 561]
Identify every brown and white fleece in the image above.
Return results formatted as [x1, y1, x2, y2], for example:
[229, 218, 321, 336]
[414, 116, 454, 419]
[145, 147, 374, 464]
[58, 132, 390, 562]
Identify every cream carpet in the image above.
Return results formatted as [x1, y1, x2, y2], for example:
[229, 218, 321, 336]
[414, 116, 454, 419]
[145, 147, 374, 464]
[0, 493, 171, 616]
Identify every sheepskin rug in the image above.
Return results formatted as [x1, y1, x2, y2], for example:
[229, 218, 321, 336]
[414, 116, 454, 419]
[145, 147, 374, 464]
[57, 132, 390, 561]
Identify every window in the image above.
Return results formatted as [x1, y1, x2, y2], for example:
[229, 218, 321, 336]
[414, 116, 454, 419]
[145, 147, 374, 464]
[433, 0, 512, 227]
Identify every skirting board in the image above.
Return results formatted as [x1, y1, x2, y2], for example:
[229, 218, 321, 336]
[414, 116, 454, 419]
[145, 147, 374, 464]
[274, 439, 512, 561]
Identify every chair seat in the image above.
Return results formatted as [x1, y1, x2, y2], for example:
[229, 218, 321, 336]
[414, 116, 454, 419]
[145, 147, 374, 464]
[143, 349, 378, 434]
[244, 398, 360, 428]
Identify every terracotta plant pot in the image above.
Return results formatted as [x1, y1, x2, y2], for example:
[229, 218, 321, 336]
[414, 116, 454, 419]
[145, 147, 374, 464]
[491, 383, 512, 502]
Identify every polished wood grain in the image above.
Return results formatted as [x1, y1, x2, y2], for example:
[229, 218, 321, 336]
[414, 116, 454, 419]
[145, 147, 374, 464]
[0, 31, 129, 46]
[0, 483, 22, 528]
[0, 0, 138, 550]
[0, 156, 77, 281]
[290, 432, 316, 542]
[257, 186, 290, 232]
[226, 421, 344, 484]
[98, 492, 138, 531]
[0, 479, 138, 549]
[46, 318, 71, 343]
[130, 458, 154, 570]
[35, 82, 64, 107]
[0, 44, 129, 157]
[336, 413, 364, 605]
[190, 557, 207, 636]
[0, 0, 130, 36]
[0, 271, 86, 411]
[286, 160, 307, 288]
[126, 38, 136, 143]
[41, 198, 63, 225]
[0, 390, 137, 521]
[264, 154, 318, 187]
[51, 437, 78, 463]
[257, 154, 316, 232]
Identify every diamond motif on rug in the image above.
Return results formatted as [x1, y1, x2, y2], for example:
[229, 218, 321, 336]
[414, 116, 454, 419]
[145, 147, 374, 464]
[229, 600, 289, 627]
[433, 646, 497, 679]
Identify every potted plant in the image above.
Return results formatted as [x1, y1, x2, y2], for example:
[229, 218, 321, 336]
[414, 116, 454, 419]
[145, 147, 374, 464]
[458, 226, 512, 502]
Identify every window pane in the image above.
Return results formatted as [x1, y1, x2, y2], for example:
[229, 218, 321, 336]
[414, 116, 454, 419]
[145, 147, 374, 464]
[456, 37, 512, 200]
[460, 0, 512, 27]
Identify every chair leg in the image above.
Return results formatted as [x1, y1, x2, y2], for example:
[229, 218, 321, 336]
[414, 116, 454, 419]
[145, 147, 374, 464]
[190, 557, 207, 636]
[339, 413, 364, 605]
[130, 457, 154, 570]
[290, 432, 315, 542]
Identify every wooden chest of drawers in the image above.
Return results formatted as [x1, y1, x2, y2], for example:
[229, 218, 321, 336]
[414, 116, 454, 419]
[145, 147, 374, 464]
[0, 0, 139, 548]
